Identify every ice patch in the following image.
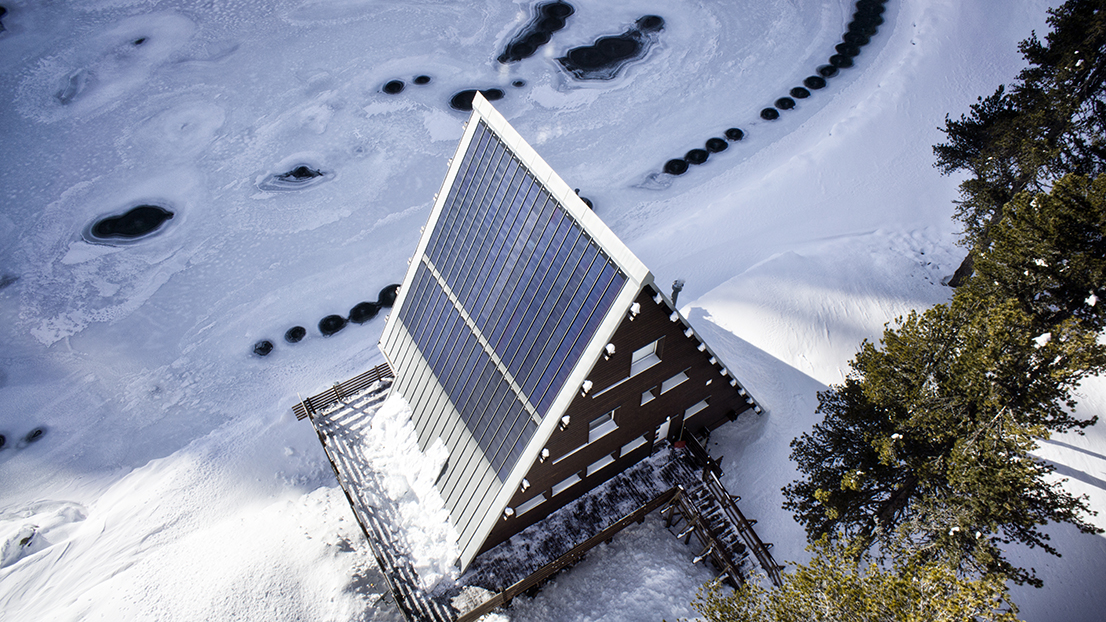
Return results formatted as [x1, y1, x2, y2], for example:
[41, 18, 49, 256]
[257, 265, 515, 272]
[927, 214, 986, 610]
[17, 12, 197, 122]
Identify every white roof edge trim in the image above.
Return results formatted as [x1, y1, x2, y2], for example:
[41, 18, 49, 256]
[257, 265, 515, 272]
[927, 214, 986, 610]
[471, 92, 650, 285]
[381, 111, 482, 348]
[647, 282, 760, 410]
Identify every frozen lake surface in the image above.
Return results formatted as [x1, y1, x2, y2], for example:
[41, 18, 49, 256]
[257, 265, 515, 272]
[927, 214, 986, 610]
[1, 1, 1102, 620]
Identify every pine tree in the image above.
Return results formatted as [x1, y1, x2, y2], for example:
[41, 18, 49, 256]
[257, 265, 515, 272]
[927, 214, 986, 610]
[690, 537, 1019, 622]
[968, 172, 1106, 331]
[933, 0, 1106, 284]
[782, 293, 1104, 586]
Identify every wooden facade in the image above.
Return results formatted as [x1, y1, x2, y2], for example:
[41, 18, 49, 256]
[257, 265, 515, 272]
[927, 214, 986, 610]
[480, 284, 752, 553]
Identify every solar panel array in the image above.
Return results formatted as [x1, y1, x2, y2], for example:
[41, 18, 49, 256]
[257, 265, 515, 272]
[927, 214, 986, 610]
[397, 120, 626, 480]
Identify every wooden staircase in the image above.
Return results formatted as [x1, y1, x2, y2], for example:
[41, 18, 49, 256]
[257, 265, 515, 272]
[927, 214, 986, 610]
[663, 435, 783, 587]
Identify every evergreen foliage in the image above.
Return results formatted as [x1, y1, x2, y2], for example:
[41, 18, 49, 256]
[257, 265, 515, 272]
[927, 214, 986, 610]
[783, 293, 1103, 585]
[691, 537, 1019, 622]
[968, 173, 1106, 331]
[934, 0, 1106, 281]
[697, 2, 1105, 617]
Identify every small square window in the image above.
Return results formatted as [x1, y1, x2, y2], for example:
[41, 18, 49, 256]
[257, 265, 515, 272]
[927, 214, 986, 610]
[586, 453, 616, 476]
[685, 398, 709, 418]
[517, 494, 546, 516]
[641, 388, 657, 406]
[589, 410, 618, 442]
[552, 474, 581, 496]
[630, 339, 662, 376]
[621, 435, 647, 455]
[661, 371, 689, 394]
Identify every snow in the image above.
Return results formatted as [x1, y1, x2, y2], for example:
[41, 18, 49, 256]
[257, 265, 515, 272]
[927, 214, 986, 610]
[0, 0, 1102, 621]
[342, 391, 460, 591]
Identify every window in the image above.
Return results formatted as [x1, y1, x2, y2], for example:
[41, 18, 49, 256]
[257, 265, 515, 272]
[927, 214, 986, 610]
[552, 473, 581, 495]
[621, 435, 647, 455]
[630, 339, 662, 376]
[517, 494, 546, 516]
[588, 410, 619, 442]
[586, 453, 616, 476]
[640, 388, 657, 406]
[661, 370, 689, 394]
[685, 398, 709, 418]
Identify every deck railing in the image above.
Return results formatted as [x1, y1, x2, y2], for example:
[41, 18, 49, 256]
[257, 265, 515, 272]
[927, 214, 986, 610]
[293, 362, 394, 420]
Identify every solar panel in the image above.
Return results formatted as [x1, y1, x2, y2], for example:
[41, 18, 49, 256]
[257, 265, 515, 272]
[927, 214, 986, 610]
[397, 120, 626, 479]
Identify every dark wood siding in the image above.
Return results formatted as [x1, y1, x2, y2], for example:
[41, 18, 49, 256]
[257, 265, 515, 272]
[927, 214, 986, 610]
[479, 284, 751, 553]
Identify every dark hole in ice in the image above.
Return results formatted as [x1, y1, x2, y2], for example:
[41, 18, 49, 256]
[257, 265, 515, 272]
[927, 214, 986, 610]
[760, 107, 780, 120]
[91, 205, 174, 240]
[0, 434, 5, 450]
[856, 0, 886, 15]
[259, 165, 329, 191]
[512, 80, 526, 88]
[383, 80, 405, 94]
[848, 20, 879, 37]
[851, 11, 884, 28]
[253, 340, 274, 356]
[527, 30, 552, 47]
[842, 31, 870, 46]
[558, 15, 662, 81]
[349, 301, 380, 324]
[835, 42, 861, 57]
[499, 1, 575, 63]
[133, 37, 147, 46]
[830, 54, 854, 68]
[285, 326, 307, 343]
[664, 159, 689, 175]
[506, 40, 537, 60]
[775, 97, 796, 110]
[636, 15, 664, 32]
[685, 149, 708, 165]
[280, 165, 324, 181]
[598, 36, 638, 59]
[804, 75, 827, 89]
[413, 75, 431, 85]
[450, 89, 504, 111]
[0, 274, 18, 291]
[0, 6, 6, 32]
[538, 16, 565, 32]
[24, 427, 45, 443]
[724, 127, 744, 141]
[818, 64, 839, 78]
[790, 86, 811, 99]
[377, 283, 400, 307]
[319, 314, 348, 337]
[543, 1, 574, 18]
[705, 138, 728, 153]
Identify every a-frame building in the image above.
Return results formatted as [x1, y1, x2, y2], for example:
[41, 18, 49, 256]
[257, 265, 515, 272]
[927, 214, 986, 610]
[378, 93, 757, 571]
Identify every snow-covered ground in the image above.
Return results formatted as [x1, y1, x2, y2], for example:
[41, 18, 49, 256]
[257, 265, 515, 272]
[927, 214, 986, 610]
[1, 1, 1102, 620]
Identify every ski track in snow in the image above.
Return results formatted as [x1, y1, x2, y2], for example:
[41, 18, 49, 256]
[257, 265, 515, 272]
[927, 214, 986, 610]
[0, 0, 1102, 621]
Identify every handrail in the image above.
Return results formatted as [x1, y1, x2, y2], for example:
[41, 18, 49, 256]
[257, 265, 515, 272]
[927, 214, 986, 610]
[671, 489, 745, 586]
[294, 362, 394, 420]
[680, 429, 723, 476]
[703, 470, 782, 586]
